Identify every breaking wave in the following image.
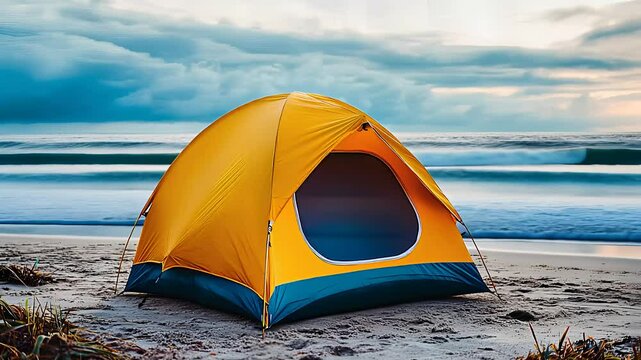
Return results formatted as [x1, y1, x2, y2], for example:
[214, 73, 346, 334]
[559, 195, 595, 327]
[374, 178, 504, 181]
[0, 153, 178, 165]
[414, 148, 641, 166]
[0, 148, 639, 166]
[429, 168, 641, 184]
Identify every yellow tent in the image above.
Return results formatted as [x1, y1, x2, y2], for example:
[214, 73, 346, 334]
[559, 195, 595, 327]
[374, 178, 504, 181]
[123, 92, 489, 327]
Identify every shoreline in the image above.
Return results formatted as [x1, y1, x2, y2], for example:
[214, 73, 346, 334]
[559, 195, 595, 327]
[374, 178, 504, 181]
[2, 230, 641, 259]
[2, 223, 641, 244]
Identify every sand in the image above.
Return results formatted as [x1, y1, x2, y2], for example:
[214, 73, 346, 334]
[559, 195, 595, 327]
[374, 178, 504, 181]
[1, 234, 640, 359]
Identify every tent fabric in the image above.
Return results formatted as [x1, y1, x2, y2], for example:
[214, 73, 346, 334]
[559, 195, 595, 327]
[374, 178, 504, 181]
[125, 92, 489, 326]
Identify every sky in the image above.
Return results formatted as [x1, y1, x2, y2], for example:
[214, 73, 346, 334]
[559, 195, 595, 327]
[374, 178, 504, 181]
[1, 0, 640, 133]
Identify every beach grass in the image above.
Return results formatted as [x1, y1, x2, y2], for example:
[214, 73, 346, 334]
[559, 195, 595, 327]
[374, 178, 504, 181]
[0, 297, 126, 359]
[0, 263, 54, 287]
[517, 324, 641, 360]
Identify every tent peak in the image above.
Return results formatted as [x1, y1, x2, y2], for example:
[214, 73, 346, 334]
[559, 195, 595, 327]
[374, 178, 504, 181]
[261, 92, 369, 118]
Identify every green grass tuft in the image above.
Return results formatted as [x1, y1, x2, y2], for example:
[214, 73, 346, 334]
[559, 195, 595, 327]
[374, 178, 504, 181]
[1, 297, 131, 359]
[518, 324, 641, 360]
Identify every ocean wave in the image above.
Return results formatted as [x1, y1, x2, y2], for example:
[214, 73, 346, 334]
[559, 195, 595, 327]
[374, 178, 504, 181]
[400, 132, 641, 149]
[3, 132, 640, 151]
[416, 148, 585, 166]
[583, 148, 641, 165]
[415, 147, 641, 166]
[0, 153, 178, 165]
[1, 147, 640, 166]
[0, 140, 184, 149]
[0, 171, 164, 182]
[2, 166, 639, 184]
[0, 220, 140, 226]
[430, 168, 641, 184]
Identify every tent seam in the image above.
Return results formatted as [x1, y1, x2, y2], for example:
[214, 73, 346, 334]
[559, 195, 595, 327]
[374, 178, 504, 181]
[268, 95, 290, 215]
[140, 93, 289, 215]
[260, 94, 290, 328]
[270, 113, 366, 221]
[370, 125, 463, 222]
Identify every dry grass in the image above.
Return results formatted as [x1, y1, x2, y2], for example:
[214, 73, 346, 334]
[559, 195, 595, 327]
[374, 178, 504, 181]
[518, 324, 641, 360]
[0, 263, 54, 287]
[0, 297, 128, 359]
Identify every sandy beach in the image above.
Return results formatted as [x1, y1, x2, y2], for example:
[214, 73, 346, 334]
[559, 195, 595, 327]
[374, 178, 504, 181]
[1, 233, 639, 359]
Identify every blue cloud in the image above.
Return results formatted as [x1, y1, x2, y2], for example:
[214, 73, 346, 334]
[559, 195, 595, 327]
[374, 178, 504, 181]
[582, 19, 641, 43]
[0, 1, 639, 131]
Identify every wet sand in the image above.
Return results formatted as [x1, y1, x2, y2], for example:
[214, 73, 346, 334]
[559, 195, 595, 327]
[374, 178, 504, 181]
[1, 234, 640, 359]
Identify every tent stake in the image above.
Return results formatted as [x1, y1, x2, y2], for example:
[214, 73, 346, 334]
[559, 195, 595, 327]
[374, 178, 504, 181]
[114, 212, 143, 295]
[261, 220, 273, 336]
[461, 221, 501, 300]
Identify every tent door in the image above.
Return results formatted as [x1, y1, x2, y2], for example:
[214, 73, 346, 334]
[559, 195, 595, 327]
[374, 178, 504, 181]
[293, 152, 421, 264]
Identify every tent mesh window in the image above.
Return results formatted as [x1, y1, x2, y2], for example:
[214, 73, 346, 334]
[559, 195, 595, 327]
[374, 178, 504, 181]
[295, 152, 420, 263]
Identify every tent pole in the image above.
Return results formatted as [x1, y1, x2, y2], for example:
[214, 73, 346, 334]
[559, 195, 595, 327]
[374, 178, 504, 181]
[114, 212, 143, 295]
[461, 221, 501, 300]
[261, 220, 273, 337]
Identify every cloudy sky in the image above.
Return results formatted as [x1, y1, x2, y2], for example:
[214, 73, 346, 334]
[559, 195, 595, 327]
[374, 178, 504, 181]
[1, 0, 640, 132]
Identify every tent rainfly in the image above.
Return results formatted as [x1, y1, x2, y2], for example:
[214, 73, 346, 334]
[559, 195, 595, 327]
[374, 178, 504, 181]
[119, 92, 491, 329]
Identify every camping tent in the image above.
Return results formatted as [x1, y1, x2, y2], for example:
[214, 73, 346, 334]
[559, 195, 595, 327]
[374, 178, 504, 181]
[123, 92, 489, 328]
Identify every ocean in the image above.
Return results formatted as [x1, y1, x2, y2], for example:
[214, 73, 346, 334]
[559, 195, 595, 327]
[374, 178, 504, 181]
[0, 132, 639, 242]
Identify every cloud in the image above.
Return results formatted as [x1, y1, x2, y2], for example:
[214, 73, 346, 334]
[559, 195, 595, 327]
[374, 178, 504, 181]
[0, 0, 640, 131]
[543, 6, 597, 22]
[582, 20, 641, 43]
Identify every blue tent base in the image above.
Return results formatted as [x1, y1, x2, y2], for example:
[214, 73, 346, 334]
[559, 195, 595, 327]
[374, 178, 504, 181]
[124, 262, 489, 326]
[124, 263, 263, 322]
[269, 262, 489, 325]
